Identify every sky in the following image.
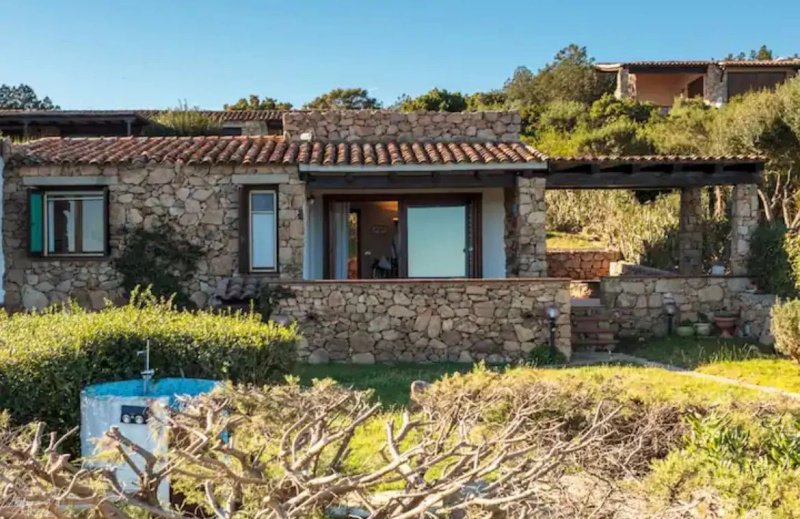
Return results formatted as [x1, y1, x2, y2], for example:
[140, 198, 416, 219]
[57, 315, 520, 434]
[2, 0, 799, 110]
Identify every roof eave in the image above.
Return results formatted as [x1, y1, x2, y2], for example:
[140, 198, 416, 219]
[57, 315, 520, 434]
[299, 162, 548, 174]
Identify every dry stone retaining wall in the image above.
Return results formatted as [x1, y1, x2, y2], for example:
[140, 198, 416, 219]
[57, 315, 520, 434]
[600, 275, 773, 341]
[275, 279, 572, 364]
[547, 250, 620, 279]
[3, 163, 305, 310]
[283, 110, 521, 142]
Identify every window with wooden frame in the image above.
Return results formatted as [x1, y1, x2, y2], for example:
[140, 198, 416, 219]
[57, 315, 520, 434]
[239, 186, 279, 273]
[28, 188, 108, 257]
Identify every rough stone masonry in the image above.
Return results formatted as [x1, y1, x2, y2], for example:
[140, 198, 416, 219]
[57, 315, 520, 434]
[275, 279, 572, 364]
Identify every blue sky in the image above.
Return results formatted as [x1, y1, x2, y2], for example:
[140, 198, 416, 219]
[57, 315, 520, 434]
[2, 0, 799, 109]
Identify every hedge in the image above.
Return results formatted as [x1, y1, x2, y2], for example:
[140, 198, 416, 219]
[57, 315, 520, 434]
[0, 290, 297, 434]
[772, 299, 800, 363]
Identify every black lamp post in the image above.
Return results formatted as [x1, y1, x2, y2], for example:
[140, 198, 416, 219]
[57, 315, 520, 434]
[664, 299, 677, 336]
[546, 305, 559, 362]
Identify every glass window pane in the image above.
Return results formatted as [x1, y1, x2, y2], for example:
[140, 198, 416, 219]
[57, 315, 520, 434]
[407, 205, 466, 277]
[251, 213, 275, 269]
[251, 192, 274, 212]
[47, 199, 77, 253]
[46, 193, 105, 255]
[82, 198, 105, 253]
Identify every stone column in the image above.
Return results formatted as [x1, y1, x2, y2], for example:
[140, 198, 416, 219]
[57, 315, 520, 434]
[679, 187, 704, 275]
[507, 176, 547, 277]
[277, 172, 307, 279]
[704, 64, 726, 106]
[616, 69, 632, 99]
[730, 184, 760, 275]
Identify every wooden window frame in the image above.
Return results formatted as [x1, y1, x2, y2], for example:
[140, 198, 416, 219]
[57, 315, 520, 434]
[28, 186, 109, 259]
[239, 185, 280, 275]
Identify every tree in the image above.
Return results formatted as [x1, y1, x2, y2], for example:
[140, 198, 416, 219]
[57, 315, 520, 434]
[504, 44, 613, 111]
[224, 94, 292, 111]
[303, 87, 381, 110]
[0, 84, 59, 110]
[725, 45, 774, 61]
[395, 88, 467, 112]
[466, 90, 507, 110]
[711, 78, 800, 226]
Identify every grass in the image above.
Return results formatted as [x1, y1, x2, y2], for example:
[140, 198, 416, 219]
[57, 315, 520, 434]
[619, 336, 772, 369]
[546, 231, 606, 250]
[622, 335, 800, 395]
[293, 362, 475, 406]
[696, 358, 800, 394]
[293, 361, 800, 411]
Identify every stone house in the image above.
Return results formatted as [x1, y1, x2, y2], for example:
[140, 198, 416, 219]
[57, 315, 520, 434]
[0, 110, 765, 363]
[597, 59, 800, 107]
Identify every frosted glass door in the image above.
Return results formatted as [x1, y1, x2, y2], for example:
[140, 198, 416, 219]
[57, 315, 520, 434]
[407, 205, 467, 277]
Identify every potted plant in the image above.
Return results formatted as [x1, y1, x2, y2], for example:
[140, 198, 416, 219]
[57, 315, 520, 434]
[694, 313, 712, 336]
[713, 310, 738, 338]
[676, 319, 695, 337]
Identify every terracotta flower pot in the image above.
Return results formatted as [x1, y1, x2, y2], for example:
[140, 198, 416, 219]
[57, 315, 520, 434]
[713, 316, 737, 338]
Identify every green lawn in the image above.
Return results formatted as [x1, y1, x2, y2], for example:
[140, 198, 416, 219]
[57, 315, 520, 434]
[696, 358, 800, 394]
[622, 336, 800, 394]
[620, 336, 772, 369]
[293, 361, 799, 410]
[294, 362, 475, 406]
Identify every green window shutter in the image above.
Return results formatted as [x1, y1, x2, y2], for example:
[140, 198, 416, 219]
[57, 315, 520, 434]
[28, 190, 43, 255]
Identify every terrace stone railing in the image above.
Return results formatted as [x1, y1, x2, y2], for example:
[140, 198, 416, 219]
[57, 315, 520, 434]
[273, 278, 571, 364]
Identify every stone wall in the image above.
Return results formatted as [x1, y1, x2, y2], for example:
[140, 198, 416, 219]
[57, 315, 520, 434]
[283, 110, 521, 142]
[678, 187, 704, 275]
[506, 177, 547, 277]
[547, 250, 620, 279]
[3, 163, 306, 310]
[275, 279, 572, 364]
[609, 262, 677, 277]
[600, 275, 759, 339]
[704, 64, 726, 106]
[729, 184, 759, 275]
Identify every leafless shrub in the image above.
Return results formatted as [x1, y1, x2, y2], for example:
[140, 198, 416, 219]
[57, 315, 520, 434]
[0, 377, 688, 518]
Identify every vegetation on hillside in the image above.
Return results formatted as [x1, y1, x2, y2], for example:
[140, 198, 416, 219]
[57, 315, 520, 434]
[0, 83, 58, 110]
[224, 94, 293, 110]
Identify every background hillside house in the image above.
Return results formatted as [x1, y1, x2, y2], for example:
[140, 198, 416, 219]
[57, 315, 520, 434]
[0, 110, 769, 363]
[597, 59, 800, 107]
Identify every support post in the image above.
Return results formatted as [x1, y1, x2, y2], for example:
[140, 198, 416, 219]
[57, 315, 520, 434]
[678, 187, 704, 275]
[729, 184, 760, 275]
[506, 176, 547, 277]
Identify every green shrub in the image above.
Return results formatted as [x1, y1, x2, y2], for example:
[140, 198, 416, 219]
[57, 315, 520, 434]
[771, 299, 800, 362]
[145, 102, 222, 136]
[0, 289, 297, 435]
[748, 223, 796, 297]
[526, 344, 567, 366]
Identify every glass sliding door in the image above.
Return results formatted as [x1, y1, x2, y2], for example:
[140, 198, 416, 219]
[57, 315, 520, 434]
[406, 204, 468, 278]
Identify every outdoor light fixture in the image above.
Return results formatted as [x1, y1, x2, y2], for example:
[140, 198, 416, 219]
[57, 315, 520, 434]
[546, 305, 559, 362]
[664, 296, 677, 336]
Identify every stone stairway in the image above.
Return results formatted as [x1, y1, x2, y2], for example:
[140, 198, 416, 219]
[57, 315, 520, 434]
[571, 298, 618, 351]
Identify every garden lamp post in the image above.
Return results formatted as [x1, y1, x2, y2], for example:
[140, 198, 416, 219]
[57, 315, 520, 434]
[664, 299, 677, 336]
[546, 305, 559, 362]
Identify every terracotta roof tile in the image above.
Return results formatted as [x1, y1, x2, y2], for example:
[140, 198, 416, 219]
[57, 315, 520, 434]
[9, 136, 549, 167]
